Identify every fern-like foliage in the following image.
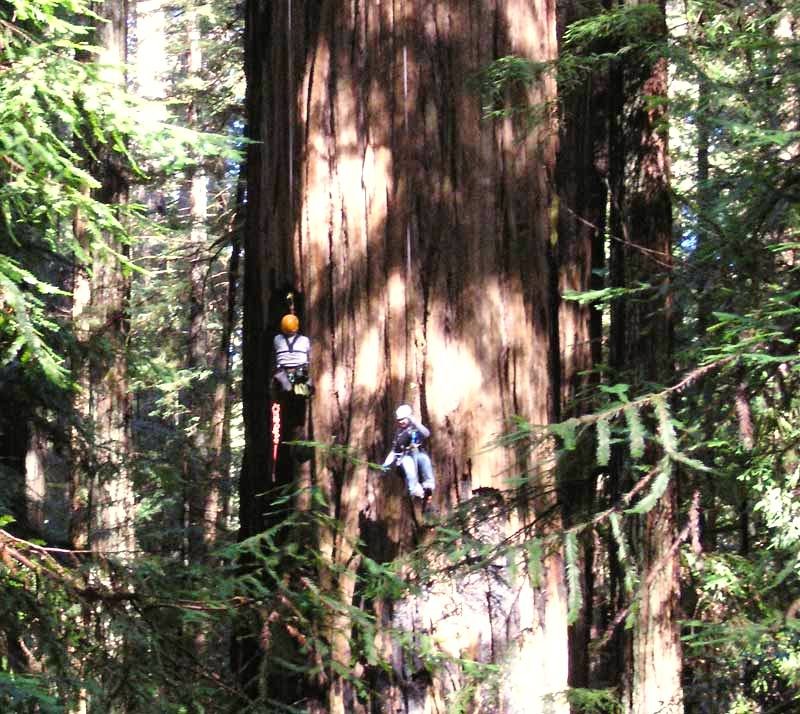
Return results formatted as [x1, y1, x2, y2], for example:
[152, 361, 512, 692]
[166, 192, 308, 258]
[565, 530, 583, 624]
[566, 686, 623, 714]
[623, 405, 646, 459]
[596, 417, 611, 466]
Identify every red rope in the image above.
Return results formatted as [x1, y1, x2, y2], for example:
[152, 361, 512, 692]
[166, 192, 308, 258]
[271, 401, 281, 477]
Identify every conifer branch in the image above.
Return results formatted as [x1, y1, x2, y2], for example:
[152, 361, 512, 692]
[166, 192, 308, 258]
[559, 355, 736, 432]
[594, 491, 700, 651]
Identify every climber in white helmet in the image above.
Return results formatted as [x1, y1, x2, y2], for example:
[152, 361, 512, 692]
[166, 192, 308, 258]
[381, 404, 435, 499]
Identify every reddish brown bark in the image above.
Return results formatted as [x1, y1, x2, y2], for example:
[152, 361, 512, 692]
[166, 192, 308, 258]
[243, 1, 569, 711]
[606, 1, 682, 707]
[71, 0, 135, 556]
[555, 0, 609, 691]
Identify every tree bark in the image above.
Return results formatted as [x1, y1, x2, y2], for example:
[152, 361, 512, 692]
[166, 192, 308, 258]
[555, 0, 608, 691]
[243, 1, 568, 711]
[24, 425, 46, 534]
[611, 2, 683, 711]
[625, 47, 681, 714]
[207, 167, 243, 544]
[70, 0, 135, 556]
[181, 1, 226, 563]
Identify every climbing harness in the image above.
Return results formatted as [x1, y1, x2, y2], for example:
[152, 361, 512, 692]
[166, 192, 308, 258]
[394, 424, 424, 455]
[274, 332, 309, 365]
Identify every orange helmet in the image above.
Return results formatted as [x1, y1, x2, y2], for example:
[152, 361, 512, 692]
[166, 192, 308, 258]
[280, 314, 299, 334]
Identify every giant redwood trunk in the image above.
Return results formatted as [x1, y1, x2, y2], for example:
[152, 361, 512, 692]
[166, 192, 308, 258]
[242, 1, 569, 711]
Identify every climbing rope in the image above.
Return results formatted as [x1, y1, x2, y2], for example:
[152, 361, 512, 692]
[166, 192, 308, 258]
[288, 0, 293, 234]
[271, 401, 281, 481]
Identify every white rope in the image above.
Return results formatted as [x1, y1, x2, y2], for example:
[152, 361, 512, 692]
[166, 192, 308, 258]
[288, 0, 293, 234]
[403, 45, 409, 130]
[402, 12, 411, 288]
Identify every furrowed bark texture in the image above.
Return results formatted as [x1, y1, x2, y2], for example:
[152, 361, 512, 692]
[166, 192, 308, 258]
[182, 5, 231, 563]
[71, 0, 135, 556]
[626, 55, 682, 714]
[555, 0, 608, 691]
[90, 0, 135, 556]
[608, 2, 682, 711]
[243, 0, 568, 712]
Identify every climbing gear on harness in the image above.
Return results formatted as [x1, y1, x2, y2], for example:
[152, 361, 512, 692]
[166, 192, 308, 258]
[285, 364, 308, 382]
[394, 425, 422, 453]
[281, 314, 299, 334]
[395, 404, 412, 421]
[285, 365, 311, 397]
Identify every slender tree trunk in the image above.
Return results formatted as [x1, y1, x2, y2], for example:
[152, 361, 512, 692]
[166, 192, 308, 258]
[243, 1, 568, 711]
[24, 425, 46, 534]
[70, 198, 91, 551]
[626, 49, 681, 714]
[556, 0, 608, 690]
[695, 69, 720, 556]
[92, 0, 134, 557]
[182, 1, 218, 562]
[68, 8, 135, 710]
[70, 0, 135, 556]
[239, 0, 270, 547]
[610, 2, 682, 711]
[207, 168, 243, 541]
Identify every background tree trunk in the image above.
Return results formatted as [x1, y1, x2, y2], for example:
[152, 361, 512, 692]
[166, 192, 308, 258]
[70, 0, 135, 556]
[243, 1, 569, 711]
[555, 0, 608, 692]
[611, 2, 682, 711]
[24, 425, 46, 534]
[181, 1, 221, 563]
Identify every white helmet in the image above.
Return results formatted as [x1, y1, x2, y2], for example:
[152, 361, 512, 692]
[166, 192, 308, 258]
[395, 404, 412, 420]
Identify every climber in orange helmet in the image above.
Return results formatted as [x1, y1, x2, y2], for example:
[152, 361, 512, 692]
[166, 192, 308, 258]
[273, 313, 312, 396]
